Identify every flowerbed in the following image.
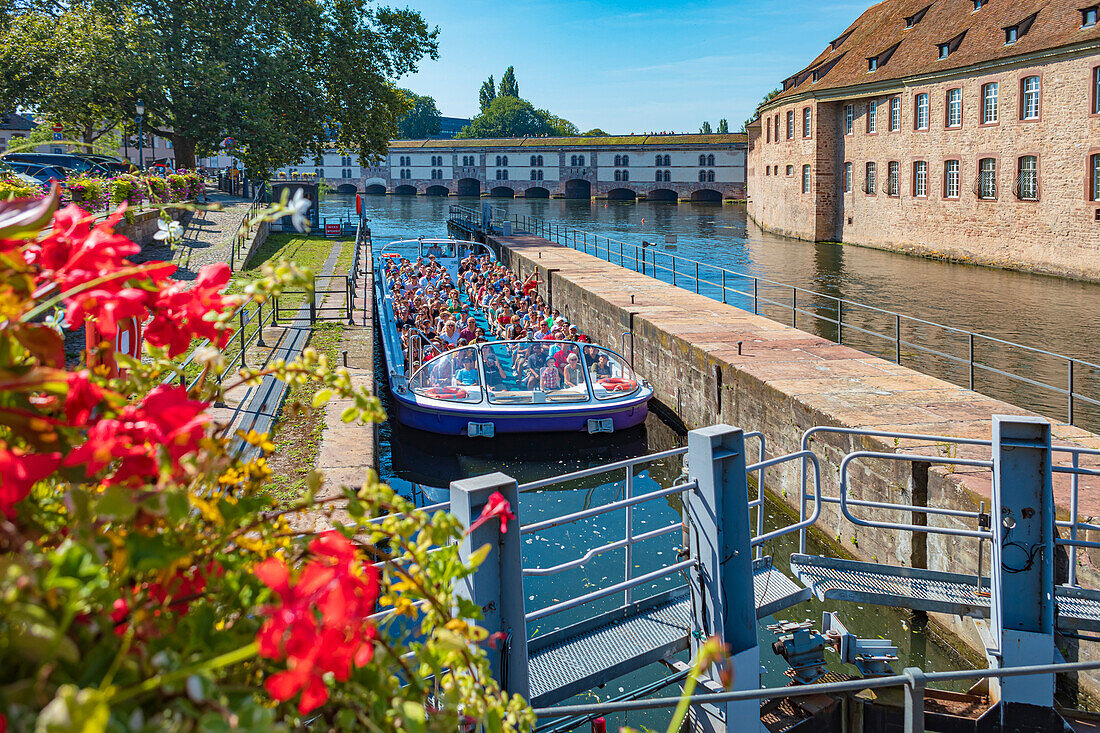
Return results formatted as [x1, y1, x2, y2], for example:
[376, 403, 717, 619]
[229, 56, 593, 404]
[0, 187, 534, 731]
[0, 170, 204, 213]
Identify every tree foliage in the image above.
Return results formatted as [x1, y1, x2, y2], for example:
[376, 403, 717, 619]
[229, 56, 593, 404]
[456, 96, 575, 139]
[499, 66, 519, 98]
[744, 88, 782, 132]
[716, 118, 729, 133]
[478, 75, 496, 112]
[699, 121, 713, 134]
[396, 90, 442, 139]
[0, 0, 439, 175]
[582, 128, 608, 136]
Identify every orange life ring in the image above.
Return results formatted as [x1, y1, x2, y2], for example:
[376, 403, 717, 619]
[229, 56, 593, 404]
[423, 386, 468, 400]
[598, 377, 637, 392]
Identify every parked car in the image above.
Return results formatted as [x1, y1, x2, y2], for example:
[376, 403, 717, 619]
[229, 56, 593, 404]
[0, 152, 108, 174]
[2, 159, 71, 183]
[81, 154, 133, 174]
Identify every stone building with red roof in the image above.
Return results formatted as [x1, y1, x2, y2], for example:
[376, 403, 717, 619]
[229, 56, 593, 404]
[747, 0, 1100, 280]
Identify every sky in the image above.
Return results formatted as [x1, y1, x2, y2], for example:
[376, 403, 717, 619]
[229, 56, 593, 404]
[397, 0, 871, 134]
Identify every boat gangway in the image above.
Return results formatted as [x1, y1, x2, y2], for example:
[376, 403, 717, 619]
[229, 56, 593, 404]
[393, 415, 1100, 732]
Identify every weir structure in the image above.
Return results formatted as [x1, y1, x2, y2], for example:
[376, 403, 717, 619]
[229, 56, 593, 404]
[434, 205, 1100, 723]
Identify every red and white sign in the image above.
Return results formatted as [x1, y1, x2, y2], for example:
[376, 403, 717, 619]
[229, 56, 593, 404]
[52, 124, 63, 133]
[325, 223, 341, 237]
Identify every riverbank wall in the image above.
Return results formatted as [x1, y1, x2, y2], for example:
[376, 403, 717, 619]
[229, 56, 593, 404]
[484, 228, 1100, 697]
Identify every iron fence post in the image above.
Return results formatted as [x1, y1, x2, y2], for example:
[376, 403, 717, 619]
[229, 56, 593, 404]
[753, 278, 759, 315]
[695, 261, 700, 293]
[792, 287, 796, 329]
[238, 309, 247, 369]
[620, 241, 624, 266]
[969, 333, 975, 390]
[721, 270, 727, 304]
[895, 314, 902, 364]
[257, 302, 266, 347]
[1068, 359, 1075, 425]
[310, 277, 317, 324]
[347, 277, 355, 326]
[449, 473, 530, 698]
[624, 465, 634, 606]
[1070, 452, 1080, 587]
[672, 256, 677, 287]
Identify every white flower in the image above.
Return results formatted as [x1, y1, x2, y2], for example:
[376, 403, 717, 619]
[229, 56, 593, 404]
[153, 218, 184, 242]
[288, 188, 312, 233]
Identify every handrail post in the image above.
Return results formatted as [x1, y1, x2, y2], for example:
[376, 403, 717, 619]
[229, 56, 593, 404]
[686, 425, 759, 728]
[988, 416, 1055, 713]
[672, 255, 677, 287]
[450, 472, 530, 698]
[837, 297, 843, 344]
[895, 313, 902, 363]
[310, 277, 317, 324]
[695, 261, 699, 293]
[968, 333, 975, 389]
[721, 270, 727, 304]
[753, 278, 759, 315]
[256, 302, 266, 347]
[1068, 359, 1075, 425]
[792, 287, 796, 329]
[238, 309, 247, 369]
[347, 277, 355, 326]
[624, 465, 634, 606]
[902, 668, 926, 733]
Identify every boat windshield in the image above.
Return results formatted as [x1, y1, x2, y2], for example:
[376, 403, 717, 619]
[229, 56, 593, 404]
[408, 345, 484, 404]
[482, 341, 590, 405]
[582, 345, 642, 400]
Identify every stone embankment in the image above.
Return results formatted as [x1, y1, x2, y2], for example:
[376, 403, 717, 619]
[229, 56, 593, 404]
[487, 229, 1100, 693]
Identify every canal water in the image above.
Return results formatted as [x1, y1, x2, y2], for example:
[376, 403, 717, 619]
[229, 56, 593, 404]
[323, 193, 1095, 726]
[324, 192, 1100, 433]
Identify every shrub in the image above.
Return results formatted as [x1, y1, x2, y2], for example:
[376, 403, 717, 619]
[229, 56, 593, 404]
[0, 176, 43, 200]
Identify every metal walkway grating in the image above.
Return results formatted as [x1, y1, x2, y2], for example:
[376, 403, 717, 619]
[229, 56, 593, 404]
[790, 554, 1100, 631]
[526, 559, 809, 707]
[527, 589, 692, 707]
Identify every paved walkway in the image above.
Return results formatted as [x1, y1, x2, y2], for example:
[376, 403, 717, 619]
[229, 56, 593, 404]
[137, 188, 252, 281]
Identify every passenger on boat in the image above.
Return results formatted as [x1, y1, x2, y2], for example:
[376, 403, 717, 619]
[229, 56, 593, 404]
[590, 352, 612, 379]
[523, 347, 547, 390]
[455, 354, 479, 386]
[563, 353, 585, 387]
[440, 320, 460, 346]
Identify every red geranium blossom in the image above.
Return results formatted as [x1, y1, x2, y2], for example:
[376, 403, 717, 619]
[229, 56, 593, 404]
[255, 532, 380, 714]
[468, 491, 516, 535]
[0, 443, 60, 518]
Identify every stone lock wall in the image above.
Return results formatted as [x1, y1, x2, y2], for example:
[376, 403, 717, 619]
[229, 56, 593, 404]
[493, 231, 1100, 696]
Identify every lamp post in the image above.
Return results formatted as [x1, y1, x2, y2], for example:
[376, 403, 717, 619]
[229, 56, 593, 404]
[135, 100, 145, 170]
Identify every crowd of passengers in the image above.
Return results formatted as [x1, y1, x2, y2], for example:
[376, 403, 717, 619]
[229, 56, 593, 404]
[384, 253, 624, 392]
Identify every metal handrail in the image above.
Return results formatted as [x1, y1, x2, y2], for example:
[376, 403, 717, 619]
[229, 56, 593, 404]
[509, 212, 1100, 428]
[525, 560, 695, 622]
[518, 447, 687, 492]
[530, 659, 1100, 725]
[519, 480, 695, 535]
[522, 522, 682, 577]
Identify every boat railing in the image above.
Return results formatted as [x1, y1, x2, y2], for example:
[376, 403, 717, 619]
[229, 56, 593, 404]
[506, 212, 1100, 432]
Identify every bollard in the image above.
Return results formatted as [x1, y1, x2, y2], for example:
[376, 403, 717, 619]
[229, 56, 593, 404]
[256, 302, 266, 347]
[342, 350, 348, 368]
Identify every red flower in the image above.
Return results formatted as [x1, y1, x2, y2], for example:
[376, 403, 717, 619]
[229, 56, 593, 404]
[144, 263, 235, 357]
[65, 288, 151, 340]
[0, 443, 60, 518]
[255, 532, 380, 714]
[468, 491, 516, 535]
[64, 370, 105, 425]
[63, 386, 210, 485]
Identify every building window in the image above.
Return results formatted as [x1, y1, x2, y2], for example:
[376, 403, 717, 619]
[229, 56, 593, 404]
[786, 110, 794, 139]
[614, 169, 621, 181]
[844, 162, 853, 192]
[699, 170, 707, 182]
[1091, 154, 1100, 201]
[802, 164, 811, 193]
[315, 168, 323, 179]
[699, 154, 706, 166]
[947, 88, 962, 127]
[982, 82, 999, 123]
[1016, 156, 1038, 200]
[889, 97, 900, 131]
[786, 165, 794, 176]
[1083, 6, 1098, 27]
[531, 155, 538, 167]
[944, 160, 960, 198]
[707, 170, 714, 182]
[865, 162, 877, 194]
[624, 169, 630, 182]
[938, 43, 951, 59]
[914, 161, 928, 197]
[532, 169, 539, 180]
[1094, 67, 1100, 114]
[614, 154, 622, 166]
[578, 155, 584, 166]
[1005, 26, 1018, 44]
[868, 100, 878, 132]
[704, 154, 712, 166]
[978, 157, 997, 199]
[844, 104, 854, 134]
[1021, 76, 1040, 120]
[915, 93, 929, 129]
[887, 161, 899, 196]
[570, 155, 577, 166]
[623, 154, 630, 166]
[867, 57, 878, 72]
[773, 115, 780, 142]
[802, 107, 812, 137]
[495, 155, 502, 166]
[973, 0, 986, 10]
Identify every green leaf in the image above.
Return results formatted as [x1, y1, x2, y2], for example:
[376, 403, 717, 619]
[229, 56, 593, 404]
[95, 485, 136, 521]
[466, 542, 491, 571]
[401, 701, 426, 733]
[311, 388, 333, 408]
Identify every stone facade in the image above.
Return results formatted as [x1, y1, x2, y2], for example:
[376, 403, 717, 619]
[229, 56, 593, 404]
[748, 3, 1100, 281]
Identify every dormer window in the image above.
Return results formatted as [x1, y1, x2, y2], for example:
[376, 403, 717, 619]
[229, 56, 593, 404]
[1005, 26, 1018, 43]
[1005, 13, 1038, 44]
[973, 0, 987, 10]
[937, 31, 967, 60]
[1084, 6, 1099, 27]
[830, 30, 854, 51]
[905, 4, 931, 28]
[867, 57, 878, 72]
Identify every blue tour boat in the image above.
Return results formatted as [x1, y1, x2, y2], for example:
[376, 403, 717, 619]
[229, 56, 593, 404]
[374, 238, 652, 437]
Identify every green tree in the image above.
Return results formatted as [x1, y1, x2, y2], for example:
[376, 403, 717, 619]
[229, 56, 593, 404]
[456, 95, 575, 139]
[0, 0, 438, 175]
[499, 65, 519, 98]
[397, 90, 442, 138]
[745, 87, 782, 132]
[717, 118, 729, 133]
[479, 75, 496, 112]
[699, 121, 713, 134]
[582, 128, 608, 136]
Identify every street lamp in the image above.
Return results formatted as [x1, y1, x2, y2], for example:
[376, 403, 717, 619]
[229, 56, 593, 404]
[135, 100, 145, 170]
